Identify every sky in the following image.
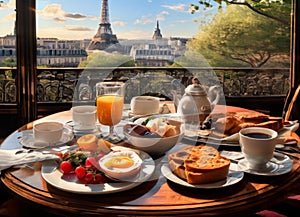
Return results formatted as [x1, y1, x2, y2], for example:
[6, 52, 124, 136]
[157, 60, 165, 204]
[0, 0, 218, 40]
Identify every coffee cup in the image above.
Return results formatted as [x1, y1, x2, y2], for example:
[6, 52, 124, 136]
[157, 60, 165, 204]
[239, 127, 278, 170]
[33, 121, 64, 145]
[130, 96, 160, 115]
[71, 105, 97, 131]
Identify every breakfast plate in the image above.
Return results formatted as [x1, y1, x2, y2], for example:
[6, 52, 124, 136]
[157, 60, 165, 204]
[19, 126, 74, 149]
[41, 148, 155, 194]
[161, 163, 244, 189]
[237, 152, 293, 176]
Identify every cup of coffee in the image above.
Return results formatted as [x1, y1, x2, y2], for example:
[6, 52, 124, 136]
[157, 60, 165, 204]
[130, 96, 160, 115]
[71, 105, 97, 131]
[239, 127, 278, 170]
[33, 121, 64, 145]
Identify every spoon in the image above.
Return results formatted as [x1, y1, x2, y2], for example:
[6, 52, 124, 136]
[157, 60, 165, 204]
[275, 144, 300, 153]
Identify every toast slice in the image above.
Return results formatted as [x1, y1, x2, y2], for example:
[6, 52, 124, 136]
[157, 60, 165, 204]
[214, 112, 284, 136]
[168, 145, 230, 184]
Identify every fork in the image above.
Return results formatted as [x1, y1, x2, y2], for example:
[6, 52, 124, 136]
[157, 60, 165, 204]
[15, 144, 78, 155]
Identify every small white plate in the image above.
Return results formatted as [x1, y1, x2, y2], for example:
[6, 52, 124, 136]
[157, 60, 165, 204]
[237, 152, 293, 176]
[41, 147, 155, 194]
[161, 163, 244, 189]
[19, 126, 74, 149]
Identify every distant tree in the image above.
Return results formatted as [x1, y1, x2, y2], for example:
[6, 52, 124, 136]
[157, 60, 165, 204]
[173, 48, 217, 67]
[190, 0, 291, 26]
[78, 51, 135, 67]
[0, 57, 17, 67]
[187, 5, 290, 67]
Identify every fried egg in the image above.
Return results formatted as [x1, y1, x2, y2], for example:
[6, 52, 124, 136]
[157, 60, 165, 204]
[99, 150, 142, 180]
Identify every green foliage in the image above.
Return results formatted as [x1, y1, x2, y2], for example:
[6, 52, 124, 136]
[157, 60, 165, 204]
[78, 51, 135, 67]
[173, 49, 212, 67]
[0, 57, 17, 67]
[191, 0, 291, 25]
[187, 4, 290, 67]
[5, 70, 13, 79]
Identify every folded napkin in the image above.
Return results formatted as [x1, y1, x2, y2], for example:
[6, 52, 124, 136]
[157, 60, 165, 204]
[0, 149, 59, 171]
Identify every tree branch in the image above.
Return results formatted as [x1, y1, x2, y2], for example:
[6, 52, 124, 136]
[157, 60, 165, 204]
[229, 1, 289, 25]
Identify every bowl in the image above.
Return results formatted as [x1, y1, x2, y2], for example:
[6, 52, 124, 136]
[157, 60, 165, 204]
[123, 119, 184, 156]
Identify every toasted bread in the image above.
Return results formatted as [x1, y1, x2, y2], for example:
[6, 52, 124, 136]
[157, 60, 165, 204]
[168, 145, 230, 184]
[214, 112, 284, 136]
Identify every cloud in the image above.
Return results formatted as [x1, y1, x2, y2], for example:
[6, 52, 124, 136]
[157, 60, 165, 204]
[162, 4, 188, 12]
[39, 4, 65, 18]
[53, 17, 66, 23]
[134, 14, 153, 25]
[38, 4, 97, 23]
[0, 0, 15, 9]
[2, 12, 15, 21]
[156, 11, 169, 21]
[112, 20, 127, 27]
[134, 11, 169, 25]
[65, 13, 97, 20]
[65, 13, 88, 19]
[176, 19, 193, 23]
[65, 25, 94, 31]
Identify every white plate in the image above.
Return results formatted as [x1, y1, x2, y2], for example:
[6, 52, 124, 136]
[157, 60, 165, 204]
[19, 126, 74, 149]
[184, 121, 300, 147]
[41, 147, 155, 194]
[237, 152, 293, 176]
[161, 163, 244, 189]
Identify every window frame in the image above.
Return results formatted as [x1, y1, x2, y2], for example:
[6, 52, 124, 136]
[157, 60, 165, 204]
[14, 0, 300, 124]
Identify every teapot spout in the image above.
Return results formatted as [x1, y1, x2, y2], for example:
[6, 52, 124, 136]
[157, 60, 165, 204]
[207, 85, 222, 109]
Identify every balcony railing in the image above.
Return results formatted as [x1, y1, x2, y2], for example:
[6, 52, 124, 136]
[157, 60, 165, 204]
[0, 66, 289, 116]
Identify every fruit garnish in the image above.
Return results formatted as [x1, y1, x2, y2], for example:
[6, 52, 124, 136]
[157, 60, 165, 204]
[77, 134, 98, 151]
[59, 161, 74, 174]
[58, 144, 114, 184]
[75, 165, 86, 179]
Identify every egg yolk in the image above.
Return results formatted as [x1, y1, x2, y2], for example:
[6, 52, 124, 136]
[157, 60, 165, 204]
[104, 156, 134, 168]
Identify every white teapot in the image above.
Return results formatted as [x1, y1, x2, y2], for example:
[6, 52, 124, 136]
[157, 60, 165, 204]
[177, 78, 221, 125]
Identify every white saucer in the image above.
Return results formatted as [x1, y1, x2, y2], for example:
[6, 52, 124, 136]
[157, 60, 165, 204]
[20, 127, 74, 149]
[237, 152, 293, 176]
[161, 163, 244, 189]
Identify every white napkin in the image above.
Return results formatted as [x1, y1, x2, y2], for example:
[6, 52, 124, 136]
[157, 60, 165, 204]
[220, 150, 244, 160]
[0, 149, 59, 171]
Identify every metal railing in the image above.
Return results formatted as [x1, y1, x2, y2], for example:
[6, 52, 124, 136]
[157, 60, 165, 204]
[0, 66, 289, 115]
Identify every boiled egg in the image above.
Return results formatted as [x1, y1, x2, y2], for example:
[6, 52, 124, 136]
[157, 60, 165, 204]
[146, 118, 167, 137]
[99, 150, 142, 180]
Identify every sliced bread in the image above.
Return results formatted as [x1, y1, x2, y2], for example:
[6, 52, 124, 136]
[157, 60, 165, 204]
[168, 145, 230, 184]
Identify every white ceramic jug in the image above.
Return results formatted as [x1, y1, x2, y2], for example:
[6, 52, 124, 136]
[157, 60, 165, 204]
[177, 78, 221, 125]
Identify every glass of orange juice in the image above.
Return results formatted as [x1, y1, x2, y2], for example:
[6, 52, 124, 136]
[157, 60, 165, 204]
[96, 81, 125, 143]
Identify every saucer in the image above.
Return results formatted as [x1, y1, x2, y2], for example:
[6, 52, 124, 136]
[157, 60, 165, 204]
[237, 152, 293, 176]
[20, 127, 74, 149]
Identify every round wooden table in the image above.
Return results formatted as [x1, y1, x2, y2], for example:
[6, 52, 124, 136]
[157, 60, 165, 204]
[1, 106, 300, 217]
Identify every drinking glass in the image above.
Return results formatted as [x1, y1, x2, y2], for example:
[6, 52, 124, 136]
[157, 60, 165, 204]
[96, 81, 125, 143]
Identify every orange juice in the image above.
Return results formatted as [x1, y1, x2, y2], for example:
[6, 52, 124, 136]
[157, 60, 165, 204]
[96, 95, 124, 126]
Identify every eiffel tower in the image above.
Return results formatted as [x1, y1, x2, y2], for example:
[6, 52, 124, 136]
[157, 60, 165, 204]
[87, 0, 118, 50]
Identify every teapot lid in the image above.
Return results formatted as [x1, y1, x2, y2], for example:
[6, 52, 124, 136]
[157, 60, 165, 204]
[185, 78, 206, 95]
